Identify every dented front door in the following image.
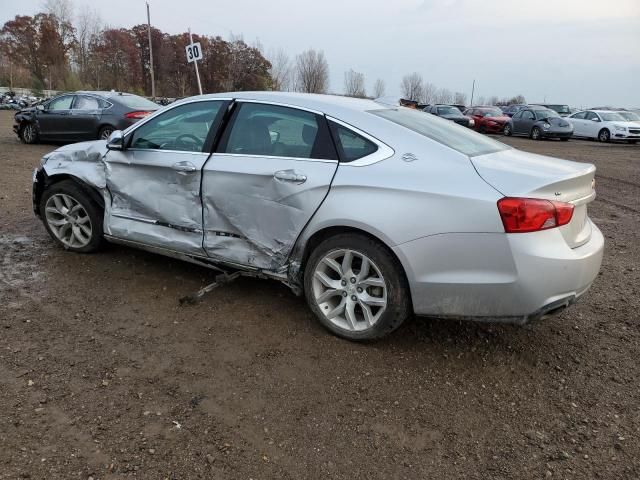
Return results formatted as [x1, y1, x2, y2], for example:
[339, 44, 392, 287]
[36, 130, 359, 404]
[201, 101, 339, 270]
[103, 100, 227, 254]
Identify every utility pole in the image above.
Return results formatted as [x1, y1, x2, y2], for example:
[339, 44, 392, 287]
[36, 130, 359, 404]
[147, 2, 156, 98]
[470, 79, 475, 106]
[189, 28, 203, 95]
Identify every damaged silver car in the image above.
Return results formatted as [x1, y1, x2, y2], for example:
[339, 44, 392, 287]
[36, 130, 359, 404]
[32, 92, 604, 340]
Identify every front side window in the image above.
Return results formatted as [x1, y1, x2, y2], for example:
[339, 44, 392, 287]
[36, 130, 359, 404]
[512, 111, 523, 119]
[329, 122, 378, 162]
[130, 101, 223, 152]
[522, 111, 535, 120]
[371, 107, 509, 157]
[221, 103, 336, 159]
[73, 95, 100, 110]
[585, 111, 599, 121]
[48, 95, 74, 111]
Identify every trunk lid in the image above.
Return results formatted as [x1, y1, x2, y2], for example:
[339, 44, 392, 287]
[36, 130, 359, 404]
[471, 148, 596, 248]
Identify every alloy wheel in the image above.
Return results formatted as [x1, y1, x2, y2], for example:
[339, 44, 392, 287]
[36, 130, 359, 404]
[599, 129, 610, 142]
[532, 127, 540, 140]
[100, 128, 114, 140]
[44, 194, 93, 248]
[22, 124, 35, 143]
[312, 249, 387, 332]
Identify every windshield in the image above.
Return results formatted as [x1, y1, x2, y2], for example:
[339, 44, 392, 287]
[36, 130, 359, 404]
[482, 110, 502, 117]
[545, 105, 570, 114]
[437, 106, 461, 116]
[370, 107, 509, 157]
[114, 94, 159, 110]
[600, 112, 625, 121]
[617, 111, 640, 121]
[534, 109, 559, 120]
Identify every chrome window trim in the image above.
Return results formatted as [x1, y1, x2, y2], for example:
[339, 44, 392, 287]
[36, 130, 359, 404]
[122, 97, 232, 136]
[326, 115, 395, 167]
[125, 148, 211, 156]
[211, 152, 338, 164]
[235, 99, 324, 115]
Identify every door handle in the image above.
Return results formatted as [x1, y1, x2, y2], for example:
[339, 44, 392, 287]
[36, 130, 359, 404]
[274, 170, 307, 184]
[171, 161, 197, 174]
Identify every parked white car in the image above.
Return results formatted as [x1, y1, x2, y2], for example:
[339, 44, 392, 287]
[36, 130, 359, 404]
[568, 110, 640, 143]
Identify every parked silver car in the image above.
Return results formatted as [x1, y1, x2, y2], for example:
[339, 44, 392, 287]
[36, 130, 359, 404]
[32, 92, 604, 340]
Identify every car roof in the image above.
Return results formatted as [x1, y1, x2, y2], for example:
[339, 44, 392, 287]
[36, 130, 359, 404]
[75, 91, 141, 99]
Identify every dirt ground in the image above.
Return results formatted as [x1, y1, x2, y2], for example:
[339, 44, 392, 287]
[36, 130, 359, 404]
[1, 110, 639, 480]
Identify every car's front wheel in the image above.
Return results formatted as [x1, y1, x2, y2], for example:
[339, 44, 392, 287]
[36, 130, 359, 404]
[503, 124, 512, 136]
[40, 180, 104, 253]
[531, 126, 542, 140]
[598, 128, 610, 143]
[304, 233, 411, 341]
[20, 122, 38, 144]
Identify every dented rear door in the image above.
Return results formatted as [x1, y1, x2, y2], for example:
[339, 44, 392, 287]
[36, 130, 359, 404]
[202, 101, 339, 270]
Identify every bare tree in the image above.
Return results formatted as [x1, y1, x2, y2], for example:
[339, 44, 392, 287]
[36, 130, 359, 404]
[344, 69, 366, 97]
[267, 48, 292, 91]
[512, 94, 526, 104]
[453, 91, 467, 105]
[488, 95, 500, 105]
[372, 78, 385, 98]
[43, 0, 75, 43]
[294, 49, 329, 94]
[75, 4, 102, 82]
[435, 87, 453, 104]
[421, 82, 437, 104]
[400, 72, 424, 102]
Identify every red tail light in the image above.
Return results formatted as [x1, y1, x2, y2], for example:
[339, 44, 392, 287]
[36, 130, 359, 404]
[497, 197, 574, 233]
[125, 111, 151, 119]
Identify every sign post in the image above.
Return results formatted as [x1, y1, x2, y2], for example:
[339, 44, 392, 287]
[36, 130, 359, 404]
[186, 29, 203, 95]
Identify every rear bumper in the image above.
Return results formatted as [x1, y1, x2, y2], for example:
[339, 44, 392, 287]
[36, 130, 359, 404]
[394, 220, 604, 324]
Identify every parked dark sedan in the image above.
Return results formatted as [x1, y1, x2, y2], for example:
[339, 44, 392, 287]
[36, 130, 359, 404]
[424, 104, 474, 128]
[13, 91, 159, 144]
[503, 106, 573, 140]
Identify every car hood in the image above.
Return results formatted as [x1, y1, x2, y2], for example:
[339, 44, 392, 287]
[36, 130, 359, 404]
[484, 116, 510, 122]
[470, 148, 595, 202]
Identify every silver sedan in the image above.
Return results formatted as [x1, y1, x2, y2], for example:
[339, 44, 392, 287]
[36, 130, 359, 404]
[32, 92, 604, 340]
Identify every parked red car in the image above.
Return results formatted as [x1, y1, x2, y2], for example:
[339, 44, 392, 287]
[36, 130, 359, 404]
[463, 106, 511, 134]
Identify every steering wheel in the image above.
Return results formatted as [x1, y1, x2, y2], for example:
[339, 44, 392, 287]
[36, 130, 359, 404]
[174, 133, 202, 151]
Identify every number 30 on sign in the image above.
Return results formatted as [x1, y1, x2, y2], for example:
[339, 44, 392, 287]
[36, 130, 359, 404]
[185, 42, 203, 63]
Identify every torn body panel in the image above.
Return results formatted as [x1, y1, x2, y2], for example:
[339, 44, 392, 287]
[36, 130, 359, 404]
[201, 153, 338, 270]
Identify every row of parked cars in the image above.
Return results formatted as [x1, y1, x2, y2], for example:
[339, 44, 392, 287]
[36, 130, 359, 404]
[424, 103, 640, 144]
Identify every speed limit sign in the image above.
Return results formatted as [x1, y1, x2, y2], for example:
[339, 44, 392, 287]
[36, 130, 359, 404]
[185, 42, 203, 63]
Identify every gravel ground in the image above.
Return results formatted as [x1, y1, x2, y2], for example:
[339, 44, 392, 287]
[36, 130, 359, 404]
[1, 111, 639, 480]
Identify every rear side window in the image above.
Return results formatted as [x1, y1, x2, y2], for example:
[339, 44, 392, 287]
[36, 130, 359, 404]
[220, 102, 337, 160]
[371, 107, 509, 157]
[329, 121, 378, 162]
[73, 95, 100, 110]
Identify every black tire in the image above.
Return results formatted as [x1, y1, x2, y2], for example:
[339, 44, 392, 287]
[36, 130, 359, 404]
[503, 124, 512, 136]
[39, 180, 104, 253]
[530, 126, 542, 140]
[479, 125, 487, 134]
[560, 137, 569, 142]
[598, 128, 610, 143]
[303, 233, 411, 341]
[98, 125, 115, 141]
[20, 122, 38, 144]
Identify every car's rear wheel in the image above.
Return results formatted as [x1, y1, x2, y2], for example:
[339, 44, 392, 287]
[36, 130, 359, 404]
[40, 180, 104, 253]
[20, 122, 38, 144]
[598, 128, 610, 143]
[98, 125, 115, 141]
[503, 124, 512, 136]
[531, 126, 542, 140]
[304, 233, 411, 341]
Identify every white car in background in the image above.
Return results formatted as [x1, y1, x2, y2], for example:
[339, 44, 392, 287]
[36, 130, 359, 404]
[568, 110, 640, 143]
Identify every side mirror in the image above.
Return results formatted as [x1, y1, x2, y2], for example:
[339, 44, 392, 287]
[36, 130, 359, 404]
[591, 118, 600, 122]
[106, 130, 125, 150]
[36, 104, 45, 111]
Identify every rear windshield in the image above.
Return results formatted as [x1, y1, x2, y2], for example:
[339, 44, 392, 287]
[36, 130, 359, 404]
[114, 94, 159, 110]
[370, 108, 509, 157]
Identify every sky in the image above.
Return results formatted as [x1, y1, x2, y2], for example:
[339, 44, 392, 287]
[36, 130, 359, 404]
[2, 0, 639, 107]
